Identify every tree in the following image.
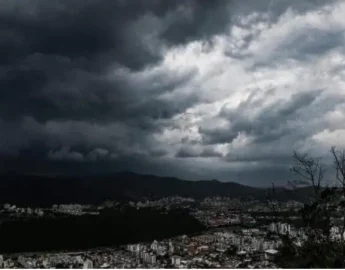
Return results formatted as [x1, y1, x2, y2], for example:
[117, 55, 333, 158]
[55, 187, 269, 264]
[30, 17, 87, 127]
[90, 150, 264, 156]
[290, 150, 325, 200]
[273, 147, 345, 268]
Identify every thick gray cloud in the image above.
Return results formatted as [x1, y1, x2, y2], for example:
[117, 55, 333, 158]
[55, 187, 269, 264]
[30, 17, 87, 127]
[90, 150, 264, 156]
[200, 90, 334, 145]
[0, 0, 225, 123]
[1, 0, 345, 186]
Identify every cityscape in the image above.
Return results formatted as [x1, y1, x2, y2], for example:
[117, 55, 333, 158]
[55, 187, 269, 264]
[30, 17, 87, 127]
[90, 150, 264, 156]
[1, 0, 345, 268]
[0, 194, 344, 268]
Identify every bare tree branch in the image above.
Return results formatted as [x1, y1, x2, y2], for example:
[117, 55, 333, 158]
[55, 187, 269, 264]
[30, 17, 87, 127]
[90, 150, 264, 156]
[331, 146, 345, 189]
[290, 150, 325, 200]
[330, 146, 345, 244]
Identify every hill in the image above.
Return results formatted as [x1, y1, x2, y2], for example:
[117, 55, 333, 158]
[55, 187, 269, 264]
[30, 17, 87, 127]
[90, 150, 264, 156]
[0, 207, 205, 253]
[0, 172, 312, 207]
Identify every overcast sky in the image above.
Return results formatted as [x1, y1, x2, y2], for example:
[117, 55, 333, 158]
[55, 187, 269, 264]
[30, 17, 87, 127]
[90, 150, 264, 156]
[0, 0, 345, 186]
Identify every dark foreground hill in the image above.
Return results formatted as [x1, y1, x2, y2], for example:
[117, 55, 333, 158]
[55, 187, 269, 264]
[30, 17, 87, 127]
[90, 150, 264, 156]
[0, 172, 312, 207]
[0, 207, 205, 253]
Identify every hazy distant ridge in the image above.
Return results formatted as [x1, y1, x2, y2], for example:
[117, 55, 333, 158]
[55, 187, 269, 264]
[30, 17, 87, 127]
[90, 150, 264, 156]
[0, 172, 312, 206]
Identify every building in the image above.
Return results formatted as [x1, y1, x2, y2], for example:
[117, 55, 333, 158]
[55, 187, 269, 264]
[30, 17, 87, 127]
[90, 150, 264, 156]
[233, 236, 244, 247]
[144, 252, 150, 263]
[156, 245, 166, 256]
[215, 243, 227, 253]
[35, 208, 44, 216]
[151, 240, 158, 251]
[268, 222, 276, 233]
[330, 226, 345, 240]
[127, 244, 140, 253]
[242, 228, 260, 235]
[83, 259, 93, 269]
[237, 250, 247, 258]
[169, 240, 175, 254]
[197, 245, 209, 252]
[264, 249, 278, 260]
[148, 254, 156, 265]
[127, 244, 134, 252]
[269, 222, 291, 235]
[172, 256, 181, 266]
[251, 237, 264, 251]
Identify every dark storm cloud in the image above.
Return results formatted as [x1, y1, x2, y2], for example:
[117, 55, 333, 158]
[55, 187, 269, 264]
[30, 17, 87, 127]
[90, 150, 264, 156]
[160, 0, 231, 45]
[0, 0, 234, 170]
[1, 0, 344, 187]
[48, 146, 84, 162]
[0, 0, 234, 69]
[175, 145, 223, 158]
[0, 149, 191, 180]
[229, 165, 292, 187]
[0, 0, 166, 70]
[0, 0, 225, 125]
[175, 147, 200, 158]
[0, 52, 198, 124]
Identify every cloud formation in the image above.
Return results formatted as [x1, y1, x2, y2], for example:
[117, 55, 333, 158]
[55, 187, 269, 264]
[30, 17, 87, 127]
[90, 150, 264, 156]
[0, 0, 345, 186]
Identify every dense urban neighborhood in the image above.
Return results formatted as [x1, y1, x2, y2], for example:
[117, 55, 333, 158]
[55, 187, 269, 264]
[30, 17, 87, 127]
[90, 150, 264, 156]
[1, 195, 341, 269]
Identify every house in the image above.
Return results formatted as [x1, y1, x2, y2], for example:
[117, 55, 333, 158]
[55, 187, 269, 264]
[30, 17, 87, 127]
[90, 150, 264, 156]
[264, 249, 278, 260]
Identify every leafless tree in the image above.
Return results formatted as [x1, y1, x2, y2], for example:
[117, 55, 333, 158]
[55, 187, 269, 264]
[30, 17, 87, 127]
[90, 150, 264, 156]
[267, 150, 327, 255]
[330, 146, 345, 243]
[331, 146, 345, 189]
[290, 150, 325, 201]
[270, 147, 345, 267]
[289, 150, 335, 242]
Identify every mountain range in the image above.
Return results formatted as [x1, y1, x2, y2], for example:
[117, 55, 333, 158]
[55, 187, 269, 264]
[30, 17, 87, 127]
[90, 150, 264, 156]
[0, 171, 312, 207]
